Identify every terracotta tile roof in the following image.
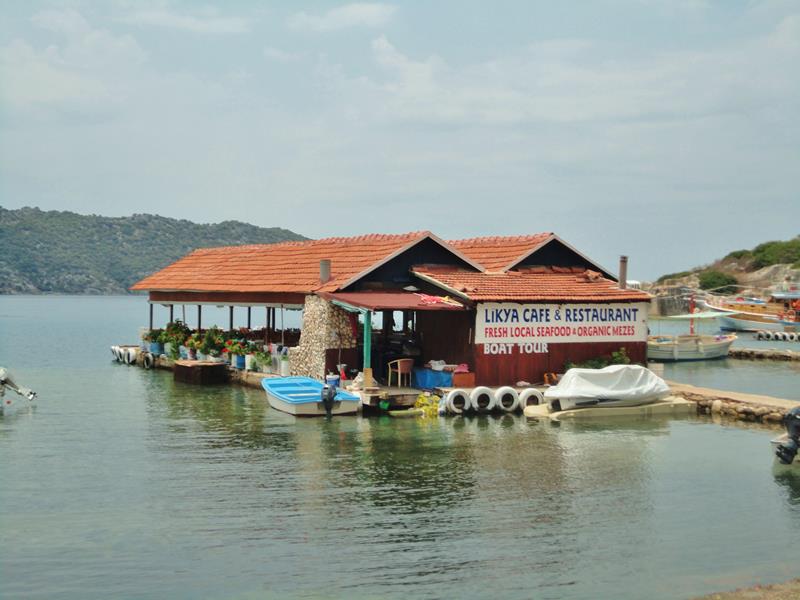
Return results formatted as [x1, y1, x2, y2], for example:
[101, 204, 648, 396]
[413, 267, 651, 303]
[449, 233, 553, 271]
[131, 232, 431, 293]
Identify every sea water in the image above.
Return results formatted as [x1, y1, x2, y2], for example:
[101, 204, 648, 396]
[1, 296, 799, 599]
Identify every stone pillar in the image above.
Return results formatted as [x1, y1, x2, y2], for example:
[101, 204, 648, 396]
[289, 296, 357, 379]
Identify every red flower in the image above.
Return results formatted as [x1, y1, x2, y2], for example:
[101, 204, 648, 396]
[226, 340, 232, 346]
[222, 348, 228, 353]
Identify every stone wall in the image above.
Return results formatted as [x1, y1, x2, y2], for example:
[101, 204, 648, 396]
[288, 295, 357, 380]
[728, 348, 800, 362]
[678, 391, 787, 426]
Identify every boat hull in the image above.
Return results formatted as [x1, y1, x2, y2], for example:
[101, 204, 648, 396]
[265, 391, 360, 416]
[718, 314, 796, 332]
[647, 334, 735, 361]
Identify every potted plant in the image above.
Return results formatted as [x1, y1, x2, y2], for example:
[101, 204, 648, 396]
[244, 341, 259, 371]
[224, 339, 247, 369]
[254, 350, 272, 373]
[142, 329, 165, 355]
[200, 327, 225, 362]
[184, 332, 201, 360]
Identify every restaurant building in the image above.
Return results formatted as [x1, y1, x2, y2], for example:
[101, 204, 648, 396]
[131, 231, 650, 386]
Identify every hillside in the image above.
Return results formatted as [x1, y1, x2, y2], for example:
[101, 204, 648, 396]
[655, 236, 800, 293]
[0, 207, 307, 294]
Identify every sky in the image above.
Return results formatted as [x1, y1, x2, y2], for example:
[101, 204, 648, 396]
[1, 1, 798, 280]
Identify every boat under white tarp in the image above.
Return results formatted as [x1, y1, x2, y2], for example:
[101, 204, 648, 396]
[544, 364, 670, 412]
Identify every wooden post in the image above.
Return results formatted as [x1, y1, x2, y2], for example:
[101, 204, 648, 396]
[197, 305, 202, 330]
[363, 310, 373, 388]
[247, 306, 252, 330]
[149, 303, 153, 330]
[169, 304, 174, 324]
[229, 306, 234, 331]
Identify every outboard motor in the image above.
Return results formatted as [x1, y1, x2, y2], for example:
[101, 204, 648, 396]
[776, 407, 800, 465]
[320, 384, 336, 418]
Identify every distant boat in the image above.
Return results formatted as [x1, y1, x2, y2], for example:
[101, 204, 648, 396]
[261, 376, 360, 416]
[704, 289, 800, 332]
[717, 313, 794, 333]
[544, 365, 670, 412]
[648, 310, 736, 361]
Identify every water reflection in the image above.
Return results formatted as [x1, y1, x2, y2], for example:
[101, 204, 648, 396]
[772, 465, 800, 506]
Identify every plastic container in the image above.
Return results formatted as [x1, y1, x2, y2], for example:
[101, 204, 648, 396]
[325, 374, 340, 389]
[149, 342, 164, 355]
[234, 354, 245, 369]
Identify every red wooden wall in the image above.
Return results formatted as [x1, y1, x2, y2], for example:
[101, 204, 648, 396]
[473, 341, 647, 386]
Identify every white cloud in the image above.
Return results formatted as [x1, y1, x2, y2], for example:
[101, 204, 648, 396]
[120, 8, 250, 34]
[263, 46, 302, 62]
[31, 8, 91, 35]
[288, 3, 395, 32]
[336, 28, 800, 126]
[2, 10, 146, 112]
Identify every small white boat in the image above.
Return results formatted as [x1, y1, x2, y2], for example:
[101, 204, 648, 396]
[1, 367, 37, 416]
[261, 376, 360, 416]
[648, 333, 736, 361]
[544, 364, 670, 412]
[648, 310, 736, 360]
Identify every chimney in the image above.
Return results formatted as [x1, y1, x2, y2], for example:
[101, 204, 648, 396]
[320, 259, 331, 284]
[618, 256, 628, 290]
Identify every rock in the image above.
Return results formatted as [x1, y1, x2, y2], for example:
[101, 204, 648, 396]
[764, 412, 785, 423]
[711, 399, 723, 414]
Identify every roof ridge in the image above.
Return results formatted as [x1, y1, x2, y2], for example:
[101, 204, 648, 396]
[191, 231, 432, 254]
[450, 233, 552, 244]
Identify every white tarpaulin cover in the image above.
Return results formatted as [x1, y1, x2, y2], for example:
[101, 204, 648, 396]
[544, 364, 670, 404]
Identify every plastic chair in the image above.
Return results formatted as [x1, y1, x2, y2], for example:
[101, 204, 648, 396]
[387, 358, 414, 387]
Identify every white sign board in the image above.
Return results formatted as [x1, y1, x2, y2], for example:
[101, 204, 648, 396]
[475, 302, 649, 345]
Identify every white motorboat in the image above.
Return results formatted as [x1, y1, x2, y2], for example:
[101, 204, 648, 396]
[261, 376, 360, 416]
[544, 364, 670, 412]
[0, 367, 37, 415]
[647, 310, 736, 361]
[718, 313, 796, 333]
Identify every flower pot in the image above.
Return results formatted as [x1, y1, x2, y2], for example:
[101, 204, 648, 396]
[188, 348, 197, 360]
[261, 364, 271, 374]
[197, 351, 207, 361]
[280, 359, 290, 377]
[149, 342, 164, 355]
[245, 354, 255, 371]
[179, 345, 189, 360]
[164, 342, 173, 357]
[234, 354, 246, 369]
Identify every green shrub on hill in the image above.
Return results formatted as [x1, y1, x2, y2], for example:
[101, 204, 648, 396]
[0, 207, 307, 294]
[750, 238, 800, 269]
[656, 270, 693, 283]
[698, 270, 739, 294]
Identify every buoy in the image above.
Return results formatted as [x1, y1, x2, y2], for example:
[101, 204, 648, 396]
[774, 332, 786, 341]
[469, 386, 496, 413]
[764, 331, 775, 341]
[494, 386, 520, 412]
[756, 331, 766, 340]
[445, 389, 469, 414]
[110, 345, 119, 360]
[788, 332, 798, 342]
[519, 388, 545, 407]
[142, 352, 155, 369]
